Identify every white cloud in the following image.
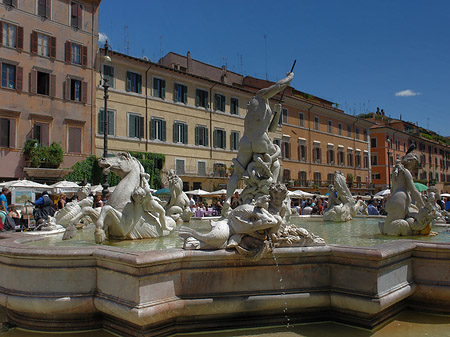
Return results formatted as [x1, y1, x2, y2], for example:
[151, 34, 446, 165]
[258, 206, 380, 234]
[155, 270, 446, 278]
[395, 89, 421, 97]
[99, 32, 108, 44]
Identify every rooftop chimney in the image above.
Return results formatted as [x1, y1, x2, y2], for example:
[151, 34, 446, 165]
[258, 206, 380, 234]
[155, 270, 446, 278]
[187, 51, 192, 73]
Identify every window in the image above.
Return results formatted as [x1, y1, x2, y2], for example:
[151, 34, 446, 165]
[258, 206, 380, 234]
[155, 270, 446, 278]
[103, 65, 114, 88]
[150, 118, 166, 141]
[38, 0, 51, 17]
[327, 173, 334, 184]
[195, 125, 208, 146]
[64, 77, 85, 102]
[313, 146, 321, 163]
[70, 1, 83, 29]
[3, 0, 17, 7]
[355, 128, 360, 140]
[371, 137, 377, 148]
[153, 77, 165, 99]
[98, 109, 114, 135]
[355, 153, 361, 167]
[2, 22, 16, 48]
[213, 163, 226, 177]
[230, 97, 239, 115]
[328, 120, 332, 134]
[175, 159, 185, 175]
[372, 173, 381, 180]
[173, 121, 188, 144]
[298, 171, 307, 186]
[338, 123, 342, 135]
[33, 122, 49, 146]
[282, 108, 288, 124]
[314, 172, 321, 185]
[299, 113, 304, 127]
[197, 161, 206, 176]
[282, 169, 291, 183]
[282, 140, 290, 159]
[364, 154, 369, 168]
[338, 150, 345, 166]
[213, 128, 226, 149]
[174, 83, 187, 103]
[214, 93, 225, 112]
[65, 41, 87, 66]
[1, 63, 16, 89]
[327, 149, 335, 164]
[363, 129, 368, 141]
[128, 113, 144, 138]
[396, 140, 400, 150]
[196, 89, 208, 108]
[314, 116, 319, 130]
[37, 33, 49, 57]
[37, 71, 49, 95]
[347, 151, 353, 166]
[273, 138, 281, 148]
[68, 126, 81, 153]
[230, 131, 239, 150]
[126, 71, 142, 94]
[347, 125, 352, 137]
[0, 117, 15, 148]
[356, 176, 362, 188]
[71, 43, 81, 65]
[299, 144, 307, 161]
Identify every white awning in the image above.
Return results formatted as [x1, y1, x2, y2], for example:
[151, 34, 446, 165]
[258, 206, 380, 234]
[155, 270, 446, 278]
[298, 137, 306, 141]
[313, 140, 321, 144]
[327, 143, 334, 147]
[363, 150, 368, 153]
[356, 148, 361, 152]
[282, 134, 291, 138]
[347, 147, 353, 151]
[338, 145, 344, 148]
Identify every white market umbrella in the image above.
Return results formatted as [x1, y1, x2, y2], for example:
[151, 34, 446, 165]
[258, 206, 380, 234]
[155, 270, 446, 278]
[5, 179, 50, 192]
[288, 190, 315, 199]
[50, 181, 80, 194]
[440, 193, 450, 198]
[204, 189, 228, 197]
[374, 189, 391, 197]
[185, 189, 210, 196]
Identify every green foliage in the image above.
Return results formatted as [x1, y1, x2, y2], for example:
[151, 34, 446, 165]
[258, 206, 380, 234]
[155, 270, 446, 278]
[65, 152, 165, 189]
[22, 140, 64, 168]
[346, 173, 354, 187]
[357, 112, 375, 119]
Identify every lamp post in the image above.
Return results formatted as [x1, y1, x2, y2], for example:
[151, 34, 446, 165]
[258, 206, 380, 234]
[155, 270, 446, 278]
[101, 41, 112, 197]
[386, 136, 391, 190]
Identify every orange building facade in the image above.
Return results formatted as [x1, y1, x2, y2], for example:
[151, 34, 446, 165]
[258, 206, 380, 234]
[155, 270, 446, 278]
[0, 0, 100, 181]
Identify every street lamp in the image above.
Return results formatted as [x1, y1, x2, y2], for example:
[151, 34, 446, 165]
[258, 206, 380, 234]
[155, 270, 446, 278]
[101, 40, 112, 197]
[386, 135, 391, 190]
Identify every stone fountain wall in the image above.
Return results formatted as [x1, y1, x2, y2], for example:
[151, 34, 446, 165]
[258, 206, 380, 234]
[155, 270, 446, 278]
[0, 231, 450, 336]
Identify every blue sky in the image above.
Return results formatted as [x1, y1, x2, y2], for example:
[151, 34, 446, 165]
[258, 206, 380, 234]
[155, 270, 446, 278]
[99, 0, 450, 136]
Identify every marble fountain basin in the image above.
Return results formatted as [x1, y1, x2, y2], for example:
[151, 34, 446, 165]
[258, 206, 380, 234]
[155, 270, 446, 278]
[1, 216, 450, 336]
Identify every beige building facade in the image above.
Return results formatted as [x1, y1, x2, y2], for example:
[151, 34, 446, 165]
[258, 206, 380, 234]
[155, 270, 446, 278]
[0, 0, 100, 181]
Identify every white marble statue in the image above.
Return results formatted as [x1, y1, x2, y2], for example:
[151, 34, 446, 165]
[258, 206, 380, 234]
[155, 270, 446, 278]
[164, 169, 193, 223]
[180, 183, 324, 260]
[222, 72, 294, 214]
[179, 71, 324, 260]
[62, 153, 175, 243]
[379, 152, 435, 236]
[323, 171, 367, 222]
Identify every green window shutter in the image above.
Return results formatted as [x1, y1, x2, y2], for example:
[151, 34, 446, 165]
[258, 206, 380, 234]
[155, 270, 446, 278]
[231, 133, 234, 150]
[161, 80, 165, 99]
[195, 126, 199, 145]
[139, 116, 144, 138]
[174, 84, 178, 101]
[214, 94, 219, 110]
[137, 74, 142, 94]
[204, 127, 208, 147]
[128, 116, 134, 137]
[98, 110, 104, 134]
[183, 123, 188, 144]
[221, 97, 225, 111]
[213, 129, 217, 148]
[195, 89, 200, 106]
[183, 87, 187, 103]
[161, 120, 166, 141]
[204, 91, 208, 108]
[152, 78, 157, 97]
[150, 119, 155, 139]
[126, 72, 131, 92]
[173, 122, 178, 142]
[222, 131, 226, 149]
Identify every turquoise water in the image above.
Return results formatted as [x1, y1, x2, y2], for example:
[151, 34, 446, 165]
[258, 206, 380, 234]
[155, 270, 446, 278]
[23, 216, 450, 250]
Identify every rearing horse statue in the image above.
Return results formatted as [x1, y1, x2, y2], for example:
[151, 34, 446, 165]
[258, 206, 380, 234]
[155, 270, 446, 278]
[93, 153, 175, 243]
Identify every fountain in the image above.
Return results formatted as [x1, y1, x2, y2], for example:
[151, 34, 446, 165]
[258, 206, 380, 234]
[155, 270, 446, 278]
[1, 74, 450, 336]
